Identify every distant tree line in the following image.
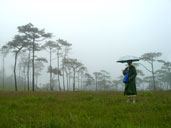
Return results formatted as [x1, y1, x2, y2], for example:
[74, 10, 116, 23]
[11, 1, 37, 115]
[0, 23, 171, 91]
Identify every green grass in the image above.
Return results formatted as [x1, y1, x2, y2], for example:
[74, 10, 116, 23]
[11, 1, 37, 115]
[0, 91, 170, 128]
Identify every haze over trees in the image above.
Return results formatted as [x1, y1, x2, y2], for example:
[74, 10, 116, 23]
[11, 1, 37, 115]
[140, 52, 162, 90]
[1, 23, 171, 91]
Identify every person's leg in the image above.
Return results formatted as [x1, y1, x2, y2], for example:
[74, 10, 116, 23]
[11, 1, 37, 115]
[127, 96, 130, 103]
[133, 95, 136, 103]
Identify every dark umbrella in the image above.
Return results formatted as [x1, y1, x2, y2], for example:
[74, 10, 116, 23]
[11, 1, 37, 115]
[117, 55, 140, 63]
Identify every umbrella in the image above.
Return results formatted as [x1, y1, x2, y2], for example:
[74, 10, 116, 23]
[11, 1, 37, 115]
[116, 55, 140, 63]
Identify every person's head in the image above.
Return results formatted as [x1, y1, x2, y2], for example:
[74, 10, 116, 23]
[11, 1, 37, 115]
[127, 60, 132, 66]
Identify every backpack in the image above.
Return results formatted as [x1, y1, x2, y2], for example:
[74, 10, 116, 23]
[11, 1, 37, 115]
[123, 72, 129, 83]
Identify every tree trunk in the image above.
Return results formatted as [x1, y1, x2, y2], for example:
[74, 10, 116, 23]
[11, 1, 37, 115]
[62, 63, 65, 91]
[57, 51, 61, 91]
[25, 75, 27, 91]
[23, 77, 25, 91]
[67, 74, 69, 91]
[95, 77, 97, 91]
[152, 72, 156, 90]
[32, 38, 35, 91]
[2, 56, 5, 88]
[151, 62, 156, 90]
[80, 74, 83, 91]
[50, 48, 53, 91]
[14, 52, 18, 91]
[24, 67, 27, 91]
[77, 73, 79, 91]
[69, 70, 71, 91]
[65, 68, 69, 91]
[36, 76, 38, 89]
[27, 49, 31, 91]
[73, 68, 76, 91]
[18, 64, 21, 87]
[169, 72, 171, 90]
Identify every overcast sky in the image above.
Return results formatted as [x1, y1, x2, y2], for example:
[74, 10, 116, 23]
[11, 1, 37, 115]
[0, 0, 171, 83]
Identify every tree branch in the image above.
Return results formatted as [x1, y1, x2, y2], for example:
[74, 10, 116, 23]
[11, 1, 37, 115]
[138, 63, 152, 73]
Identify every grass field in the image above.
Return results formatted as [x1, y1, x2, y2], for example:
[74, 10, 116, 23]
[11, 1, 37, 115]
[0, 91, 170, 128]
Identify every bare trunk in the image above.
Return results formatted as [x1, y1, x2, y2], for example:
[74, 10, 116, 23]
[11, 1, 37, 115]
[169, 71, 171, 90]
[24, 67, 27, 91]
[2, 56, 5, 88]
[65, 68, 69, 91]
[95, 77, 97, 91]
[81, 74, 83, 91]
[36, 76, 38, 89]
[25, 75, 27, 91]
[73, 68, 76, 91]
[50, 48, 53, 91]
[14, 52, 18, 91]
[23, 77, 25, 91]
[77, 73, 80, 91]
[67, 74, 69, 91]
[69, 70, 71, 91]
[18, 65, 21, 87]
[62, 63, 65, 91]
[27, 49, 31, 91]
[57, 52, 61, 91]
[151, 62, 156, 90]
[32, 38, 35, 91]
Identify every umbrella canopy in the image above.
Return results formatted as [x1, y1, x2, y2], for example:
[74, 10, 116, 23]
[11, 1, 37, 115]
[117, 55, 140, 63]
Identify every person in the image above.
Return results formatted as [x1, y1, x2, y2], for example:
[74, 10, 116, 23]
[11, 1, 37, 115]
[123, 60, 137, 103]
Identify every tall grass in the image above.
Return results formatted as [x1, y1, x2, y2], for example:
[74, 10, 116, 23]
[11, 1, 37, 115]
[0, 91, 170, 128]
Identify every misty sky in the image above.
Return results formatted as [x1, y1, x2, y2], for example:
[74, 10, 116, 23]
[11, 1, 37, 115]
[0, 0, 171, 83]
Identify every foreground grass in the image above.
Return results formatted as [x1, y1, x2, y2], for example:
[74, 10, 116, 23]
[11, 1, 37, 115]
[0, 91, 170, 128]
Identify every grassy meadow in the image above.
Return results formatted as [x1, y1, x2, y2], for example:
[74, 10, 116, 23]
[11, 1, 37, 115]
[0, 91, 170, 128]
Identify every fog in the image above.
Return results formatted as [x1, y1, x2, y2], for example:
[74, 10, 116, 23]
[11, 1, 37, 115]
[0, 0, 171, 90]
